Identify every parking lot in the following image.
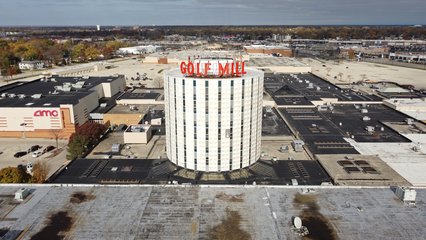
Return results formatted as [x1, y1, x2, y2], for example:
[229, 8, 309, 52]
[0, 138, 69, 178]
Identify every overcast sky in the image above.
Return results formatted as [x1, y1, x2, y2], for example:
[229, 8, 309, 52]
[0, 0, 425, 26]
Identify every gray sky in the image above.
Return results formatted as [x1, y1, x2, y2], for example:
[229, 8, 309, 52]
[0, 0, 425, 26]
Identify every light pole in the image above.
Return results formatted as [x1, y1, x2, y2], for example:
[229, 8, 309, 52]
[20, 123, 30, 170]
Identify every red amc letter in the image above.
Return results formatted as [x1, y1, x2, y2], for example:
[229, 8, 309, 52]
[34, 110, 41, 117]
[51, 110, 59, 117]
[180, 62, 187, 74]
[218, 63, 229, 77]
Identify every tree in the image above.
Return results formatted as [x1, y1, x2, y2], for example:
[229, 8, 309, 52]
[70, 122, 107, 145]
[347, 74, 353, 83]
[153, 76, 164, 88]
[85, 46, 101, 60]
[326, 67, 332, 76]
[348, 49, 356, 60]
[67, 134, 90, 160]
[50, 129, 63, 148]
[71, 43, 87, 62]
[0, 166, 31, 183]
[337, 72, 343, 81]
[31, 161, 51, 183]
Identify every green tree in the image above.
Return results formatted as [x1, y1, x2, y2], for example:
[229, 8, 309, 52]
[66, 134, 90, 160]
[0, 166, 31, 183]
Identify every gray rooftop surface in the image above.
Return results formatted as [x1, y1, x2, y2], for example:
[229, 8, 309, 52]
[0, 185, 425, 240]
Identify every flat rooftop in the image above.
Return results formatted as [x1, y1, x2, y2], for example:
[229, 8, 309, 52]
[262, 107, 292, 136]
[0, 75, 123, 108]
[278, 108, 359, 155]
[265, 73, 382, 106]
[52, 159, 330, 185]
[0, 186, 425, 240]
[316, 154, 410, 186]
[247, 57, 307, 68]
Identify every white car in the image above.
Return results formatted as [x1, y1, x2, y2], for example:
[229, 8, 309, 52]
[32, 151, 43, 158]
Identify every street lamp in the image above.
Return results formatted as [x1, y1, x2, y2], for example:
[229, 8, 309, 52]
[20, 123, 30, 171]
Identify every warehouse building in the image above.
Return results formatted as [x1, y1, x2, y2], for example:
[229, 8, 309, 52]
[244, 45, 293, 57]
[0, 75, 125, 139]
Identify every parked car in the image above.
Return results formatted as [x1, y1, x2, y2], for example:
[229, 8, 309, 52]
[27, 145, 41, 153]
[14, 151, 27, 158]
[43, 145, 55, 153]
[32, 151, 43, 158]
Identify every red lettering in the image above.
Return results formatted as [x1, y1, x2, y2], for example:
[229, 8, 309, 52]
[187, 62, 194, 75]
[218, 63, 229, 77]
[235, 61, 241, 75]
[231, 62, 235, 76]
[241, 61, 246, 75]
[204, 63, 211, 76]
[180, 62, 187, 74]
[196, 62, 201, 77]
[34, 110, 59, 117]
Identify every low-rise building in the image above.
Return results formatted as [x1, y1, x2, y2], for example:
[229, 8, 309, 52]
[123, 124, 152, 144]
[18, 60, 45, 70]
[0, 75, 125, 139]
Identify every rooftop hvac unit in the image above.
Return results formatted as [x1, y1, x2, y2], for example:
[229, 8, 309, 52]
[365, 126, 375, 132]
[18, 94, 26, 99]
[15, 188, 30, 201]
[8, 93, 16, 98]
[32, 94, 42, 99]
[50, 78, 56, 82]
[82, 76, 90, 79]
[100, 103, 107, 108]
[362, 116, 371, 121]
[0, 93, 7, 98]
[62, 87, 72, 92]
[395, 187, 416, 204]
[360, 109, 368, 113]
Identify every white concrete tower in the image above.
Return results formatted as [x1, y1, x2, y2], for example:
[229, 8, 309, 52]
[164, 58, 263, 172]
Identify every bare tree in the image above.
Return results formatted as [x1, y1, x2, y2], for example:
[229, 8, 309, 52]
[326, 67, 332, 76]
[347, 74, 353, 83]
[50, 129, 63, 148]
[153, 76, 164, 88]
[337, 72, 344, 81]
[31, 161, 51, 183]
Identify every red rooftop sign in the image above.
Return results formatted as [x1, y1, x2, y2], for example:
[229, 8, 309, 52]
[180, 60, 247, 77]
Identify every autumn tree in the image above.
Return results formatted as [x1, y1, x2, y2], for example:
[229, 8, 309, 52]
[70, 122, 107, 146]
[85, 45, 101, 60]
[0, 166, 31, 183]
[31, 161, 51, 183]
[71, 42, 87, 62]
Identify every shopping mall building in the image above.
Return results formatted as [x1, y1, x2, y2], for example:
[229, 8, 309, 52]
[164, 58, 264, 172]
[0, 75, 125, 139]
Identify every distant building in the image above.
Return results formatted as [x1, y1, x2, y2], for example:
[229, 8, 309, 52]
[117, 45, 163, 55]
[164, 58, 264, 172]
[244, 45, 292, 57]
[18, 60, 45, 70]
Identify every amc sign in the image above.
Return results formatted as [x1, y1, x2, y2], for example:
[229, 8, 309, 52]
[34, 110, 59, 117]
